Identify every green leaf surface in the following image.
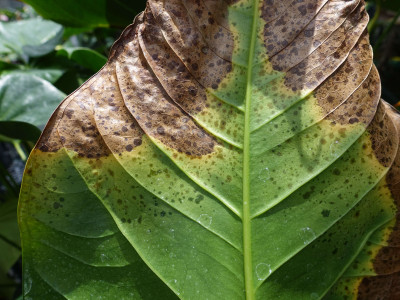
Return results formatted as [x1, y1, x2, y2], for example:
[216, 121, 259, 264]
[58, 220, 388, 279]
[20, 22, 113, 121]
[18, 1, 400, 299]
[22, 0, 147, 28]
[0, 74, 65, 141]
[0, 122, 41, 142]
[0, 68, 65, 84]
[56, 47, 107, 72]
[0, 18, 63, 61]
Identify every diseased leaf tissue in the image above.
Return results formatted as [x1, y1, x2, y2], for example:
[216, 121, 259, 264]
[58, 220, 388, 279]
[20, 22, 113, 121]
[18, 0, 400, 299]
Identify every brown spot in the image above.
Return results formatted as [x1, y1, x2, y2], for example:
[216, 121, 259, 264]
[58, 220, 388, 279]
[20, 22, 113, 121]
[366, 101, 399, 167]
[349, 118, 359, 124]
[157, 126, 165, 135]
[65, 109, 74, 119]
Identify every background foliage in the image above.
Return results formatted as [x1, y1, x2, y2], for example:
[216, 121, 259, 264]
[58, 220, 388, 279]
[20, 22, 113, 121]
[0, 0, 399, 299]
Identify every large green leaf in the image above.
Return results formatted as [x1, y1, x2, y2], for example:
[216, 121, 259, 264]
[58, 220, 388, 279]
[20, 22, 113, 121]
[56, 47, 107, 72]
[0, 74, 65, 141]
[0, 68, 65, 84]
[18, 0, 400, 299]
[0, 18, 63, 61]
[22, 0, 147, 29]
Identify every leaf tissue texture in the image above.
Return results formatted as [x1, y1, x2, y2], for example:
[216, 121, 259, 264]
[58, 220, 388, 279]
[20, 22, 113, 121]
[18, 0, 400, 299]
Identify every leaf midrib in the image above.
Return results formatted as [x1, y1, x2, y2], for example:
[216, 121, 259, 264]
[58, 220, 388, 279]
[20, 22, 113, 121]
[243, 0, 260, 299]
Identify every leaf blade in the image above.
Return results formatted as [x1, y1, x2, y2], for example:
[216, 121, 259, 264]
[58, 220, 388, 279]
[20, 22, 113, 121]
[18, 1, 400, 299]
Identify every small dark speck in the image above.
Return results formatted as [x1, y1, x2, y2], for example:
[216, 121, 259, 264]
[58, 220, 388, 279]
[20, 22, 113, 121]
[321, 209, 330, 217]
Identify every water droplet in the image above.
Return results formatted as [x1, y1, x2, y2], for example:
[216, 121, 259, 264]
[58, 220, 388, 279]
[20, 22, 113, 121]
[24, 274, 32, 293]
[300, 227, 316, 245]
[310, 292, 319, 299]
[329, 142, 339, 158]
[258, 167, 270, 182]
[197, 214, 212, 227]
[256, 263, 272, 281]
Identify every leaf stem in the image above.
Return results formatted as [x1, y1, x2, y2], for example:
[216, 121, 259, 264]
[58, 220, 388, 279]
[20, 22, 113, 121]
[0, 234, 21, 251]
[367, 0, 381, 33]
[12, 140, 27, 162]
[243, 0, 260, 299]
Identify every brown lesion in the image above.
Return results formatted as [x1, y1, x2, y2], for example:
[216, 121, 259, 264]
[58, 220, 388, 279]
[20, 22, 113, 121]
[37, 65, 146, 158]
[357, 272, 400, 299]
[36, 17, 146, 158]
[55, 83, 110, 158]
[366, 102, 399, 168]
[357, 104, 400, 299]
[138, 6, 209, 116]
[315, 33, 374, 118]
[108, 14, 144, 63]
[265, 0, 364, 72]
[326, 65, 380, 126]
[36, 0, 226, 159]
[36, 109, 65, 153]
[114, 22, 217, 157]
[36, 73, 104, 155]
[263, 0, 365, 66]
[146, 0, 235, 91]
[179, 0, 234, 62]
[261, 0, 330, 60]
[89, 65, 145, 155]
[261, 0, 376, 129]
[285, 3, 368, 92]
[314, 31, 372, 112]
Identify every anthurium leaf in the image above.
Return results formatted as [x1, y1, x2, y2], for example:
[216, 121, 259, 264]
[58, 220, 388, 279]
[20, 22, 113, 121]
[19, 1, 400, 299]
[56, 47, 107, 72]
[0, 68, 65, 83]
[0, 122, 41, 142]
[0, 74, 65, 141]
[0, 19, 63, 61]
[22, 0, 147, 29]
